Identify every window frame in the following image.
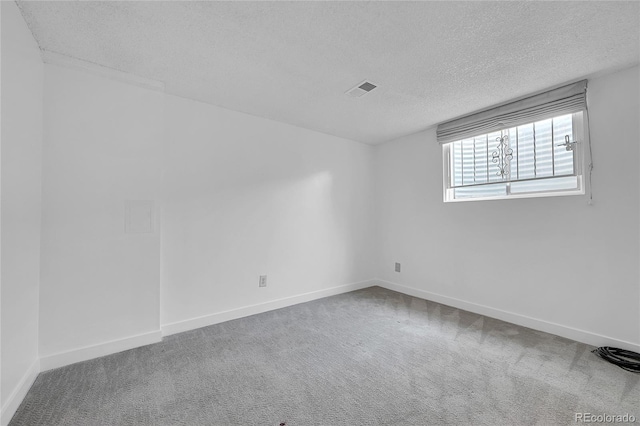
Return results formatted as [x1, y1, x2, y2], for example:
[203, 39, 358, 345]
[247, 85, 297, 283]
[442, 112, 586, 203]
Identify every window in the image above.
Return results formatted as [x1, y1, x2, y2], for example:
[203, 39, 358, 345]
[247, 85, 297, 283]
[442, 112, 584, 201]
[437, 80, 588, 202]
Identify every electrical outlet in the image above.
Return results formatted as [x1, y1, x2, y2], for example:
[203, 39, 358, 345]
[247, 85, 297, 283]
[259, 275, 267, 287]
[395, 262, 401, 273]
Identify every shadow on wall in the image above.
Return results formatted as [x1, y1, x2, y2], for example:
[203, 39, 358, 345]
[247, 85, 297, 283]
[161, 168, 367, 323]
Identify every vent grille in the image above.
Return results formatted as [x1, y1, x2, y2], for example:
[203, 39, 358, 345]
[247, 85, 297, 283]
[358, 82, 377, 92]
[345, 80, 378, 98]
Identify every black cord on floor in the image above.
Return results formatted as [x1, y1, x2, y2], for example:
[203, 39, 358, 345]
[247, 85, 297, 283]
[591, 347, 640, 373]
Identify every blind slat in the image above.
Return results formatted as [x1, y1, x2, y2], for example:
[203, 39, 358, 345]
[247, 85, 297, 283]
[437, 80, 587, 144]
[450, 114, 574, 189]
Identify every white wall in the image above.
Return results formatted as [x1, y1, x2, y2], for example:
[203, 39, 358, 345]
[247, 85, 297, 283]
[38, 64, 164, 363]
[161, 95, 375, 329]
[36, 64, 375, 360]
[374, 65, 640, 349]
[1, 0, 43, 421]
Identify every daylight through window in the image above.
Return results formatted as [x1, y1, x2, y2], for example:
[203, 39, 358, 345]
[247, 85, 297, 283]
[443, 112, 584, 201]
[438, 80, 588, 202]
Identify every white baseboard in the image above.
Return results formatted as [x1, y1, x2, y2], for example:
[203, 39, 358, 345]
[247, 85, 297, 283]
[39, 330, 163, 372]
[39, 280, 375, 372]
[1, 359, 40, 426]
[375, 279, 640, 353]
[161, 279, 376, 337]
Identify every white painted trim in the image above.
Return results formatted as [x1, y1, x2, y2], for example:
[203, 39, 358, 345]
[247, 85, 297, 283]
[38, 281, 374, 371]
[375, 279, 640, 353]
[162, 280, 376, 336]
[39, 330, 163, 372]
[41, 50, 165, 92]
[1, 359, 40, 426]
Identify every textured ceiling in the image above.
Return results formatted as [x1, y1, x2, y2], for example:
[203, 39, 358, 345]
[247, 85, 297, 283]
[16, 1, 640, 144]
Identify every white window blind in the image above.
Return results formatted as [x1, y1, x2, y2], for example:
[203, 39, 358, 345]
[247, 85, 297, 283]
[437, 80, 587, 145]
[447, 113, 581, 200]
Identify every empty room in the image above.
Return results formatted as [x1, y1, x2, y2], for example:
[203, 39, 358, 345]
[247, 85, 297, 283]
[1, 1, 639, 425]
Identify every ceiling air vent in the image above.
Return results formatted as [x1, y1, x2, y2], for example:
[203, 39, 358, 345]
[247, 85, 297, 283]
[345, 80, 378, 98]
